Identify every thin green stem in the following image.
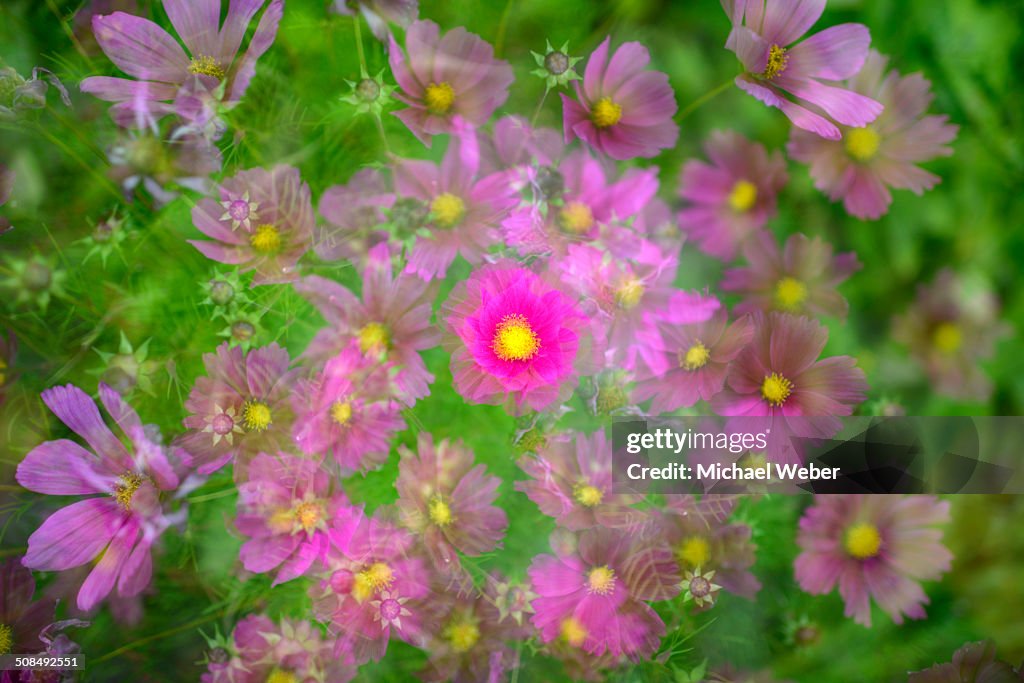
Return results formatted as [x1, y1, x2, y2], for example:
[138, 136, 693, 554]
[493, 0, 515, 58]
[93, 611, 227, 664]
[353, 15, 367, 75]
[529, 88, 549, 128]
[374, 114, 392, 157]
[186, 488, 237, 504]
[676, 78, 734, 122]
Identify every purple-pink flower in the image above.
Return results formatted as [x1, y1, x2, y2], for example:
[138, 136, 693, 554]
[722, 0, 882, 139]
[17, 384, 184, 610]
[677, 130, 788, 261]
[0, 559, 56, 656]
[420, 589, 518, 683]
[235, 452, 352, 586]
[562, 37, 678, 159]
[190, 165, 314, 285]
[443, 264, 588, 411]
[314, 168, 393, 263]
[81, 0, 283, 128]
[788, 50, 959, 219]
[295, 244, 440, 404]
[388, 20, 513, 145]
[795, 494, 951, 626]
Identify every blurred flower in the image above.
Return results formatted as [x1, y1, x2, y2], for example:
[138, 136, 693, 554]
[295, 243, 440, 404]
[0, 559, 56, 656]
[420, 589, 517, 683]
[677, 130, 788, 261]
[179, 342, 296, 477]
[488, 575, 538, 629]
[908, 641, 1024, 683]
[722, 0, 882, 139]
[0, 64, 71, 118]
[200, 270, 251, 320]
[394, 119, 517, 279]
[80, 212, 130, 267]
[1, 253, 68, 312]
[331, 0, 418, 42]
[788, 51, 958, 220]
[107, 128, 220, 206]
[236, 452, 352, 586]
[396, 433, 508, 575]
[892, 269, 1007, 402]
[388, 20, 513, 145]
[516, 431, 640, 530]
[478, 115, 564, 175]
[16, 384, 185, 611]
[190, 165, 314, 284]
[315, 168, 393, 263]
[531, 40, 583, 90]
[81, 0, 283, 128]
[529, 527, 679, 659]
[443, 263, 587, 411]
[313, 511, 431, 665]
[722, 232, 861, 319]
[562, 36, 678, 159]
[292, 343, 404, 475]
[341, 68, 396, 117]
[795, 494, 951, 627]
[635, 297, 752, 412]
[90, 332, 160, 396]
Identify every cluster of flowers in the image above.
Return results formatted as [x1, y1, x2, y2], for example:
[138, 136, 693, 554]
[1, 0, 985, 681]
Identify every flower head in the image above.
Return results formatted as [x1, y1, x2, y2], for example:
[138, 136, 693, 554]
[788, 51, 958, 219]
[420, 589, 518, 683]
[677, 130, 788, 261]
[562, 37, 678, 159]
[723, 0, 883, 139]
[795, 494, 951, 626]
[0, 559, 56, 656]
[443, 263, 588, 411]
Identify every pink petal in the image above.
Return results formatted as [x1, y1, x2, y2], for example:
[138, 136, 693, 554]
[92, 12, 191, 82]
[17, 440, 113, 495]
[77, 517, 139, 611]
[163, 0, 221, 58]
[762, 0, 826, 46]
[24, 498, 125, 571]
[788, 24, 871, 81]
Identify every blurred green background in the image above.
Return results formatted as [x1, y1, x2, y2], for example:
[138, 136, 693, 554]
[1, 0, 1023, 681]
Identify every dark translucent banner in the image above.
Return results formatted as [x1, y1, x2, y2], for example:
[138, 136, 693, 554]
[611, 416, 1024, 494]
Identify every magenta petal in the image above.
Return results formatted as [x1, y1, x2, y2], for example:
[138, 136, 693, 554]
[17, 440, 113, 495]
[92, 12, 191, 82]
[776, 76, 883, 128]
[80, 76, 177, 103]
[41, 384, 132, 471]
[788, 24, 871, 81]
[583, 36, 611, 102]
[24, 498, 125, 571]
[762, 0, 826, 46]
[228, 0, 283, 102]
[163, 0, 221, 58]
[77, 517, 139, 611]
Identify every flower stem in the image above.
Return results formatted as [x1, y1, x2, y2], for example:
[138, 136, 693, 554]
[353, 15, 367, 75]
[529, 88, 549, 128]
[676, 78, 734, 122]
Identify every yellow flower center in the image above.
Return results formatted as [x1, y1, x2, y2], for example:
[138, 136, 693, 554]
[572, 482, 603, 507]
[353, 562, 394, 602]
[424, 81, 456, 114]
[430, 192, 466, 228]
[492, 314, 541, 362]
[774, 276, 808, 312]
[559, 201, 594, 234]
[428, 495, 453, 527]
[241, 400, 273, 432]
[728, 179, 758, 212]
[112, 471, 145, 510]
[615, 279, 645, 310]
[676, 536, 711, 568]
[761, 372, 793, 406]
[294, 502, 320, 532]
[591, 96, 622, 128]
[331, 400, 353, 426]
[560, 616, 587, 647]
[444, 618, 481, 653]
[188, 55, 225, 80]
[587, 565, 616, 595]
[761, 44, 789, 80]
[249, 223, 282, 253]
[845, 522, 882, 559]
[681, 341, 711, 370]
[358, 322, 389, 353]
[932, 322, 962, 354]
[0, 623, 14, 655]
[265, 669, 297, 683]
[845, 127, 881, 162]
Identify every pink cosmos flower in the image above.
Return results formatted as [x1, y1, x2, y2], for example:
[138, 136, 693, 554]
[16, 384, 184, 610]
[0, 559, 56, 656]
[634, 299, 754, 412]
[557, 241, 677, 369]
[314, 168, 393, 263]
[443, 264, 588, 411]
[388, 20, 513, 145]
[81, 1, 283, 128]
[394, 119, 517, 280]
[235, 452, 352, 586]
[529, 527, 679, 659]
[312, 511, 431, 665]
[331, 0, 418, 42]
[295, 243, 440, 404]
[292, 343, 404, 475]
[677, 130, 788, 261]
[721, 232, 861, 319]
[562, 37, 678, 159]
[478, 115, 565, 175]
[502, 149, 658, 257]
[908, 641, 1023, 683]
[395, 433, 508, 575]
[516, 431, 641, 530]
[419, 589, 518, 683]
[179, 342, 296, 477]
[788, 50, 959, 219]
[190, 165, 314, 284]
[795, 494, 951, 626]
[722, 0, 882, 139]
